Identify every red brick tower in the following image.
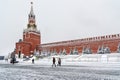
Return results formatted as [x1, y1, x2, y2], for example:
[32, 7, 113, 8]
[15, 2, 41, 57]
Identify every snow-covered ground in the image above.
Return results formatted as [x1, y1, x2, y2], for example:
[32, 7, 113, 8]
[0, 54, 120, 80]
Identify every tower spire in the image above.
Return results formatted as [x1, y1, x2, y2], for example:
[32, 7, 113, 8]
[30, 2, 34, 15]
[27, 2, 37, 31]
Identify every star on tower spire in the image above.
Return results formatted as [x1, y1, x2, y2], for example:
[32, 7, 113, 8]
[30, 2, 34, 15]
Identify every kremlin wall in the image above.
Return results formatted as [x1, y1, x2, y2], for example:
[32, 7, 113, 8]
[15, 2, 120, 57]
[41, 34, 120, 55]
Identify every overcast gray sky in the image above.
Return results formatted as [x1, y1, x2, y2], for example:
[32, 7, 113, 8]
[0, 0, 120, 55]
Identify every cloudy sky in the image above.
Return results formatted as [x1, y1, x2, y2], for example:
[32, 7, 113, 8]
[0, 0, 120, 55]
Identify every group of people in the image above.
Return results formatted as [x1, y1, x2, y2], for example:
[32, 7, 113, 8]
[31, 57, 61, 67]
[52, 57, 61, 67]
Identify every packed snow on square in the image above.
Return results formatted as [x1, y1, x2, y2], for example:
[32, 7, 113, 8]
[0, 53, 120, 80]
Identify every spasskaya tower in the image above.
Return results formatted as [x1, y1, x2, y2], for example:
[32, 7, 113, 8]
[15, 2, 41, 57]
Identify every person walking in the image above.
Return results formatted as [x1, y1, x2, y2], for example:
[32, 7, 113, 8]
[52, 57, 56, 67]
[12, 57, 15, 64]
[32, 58, 34, 64]
[57, 58, 61, 66]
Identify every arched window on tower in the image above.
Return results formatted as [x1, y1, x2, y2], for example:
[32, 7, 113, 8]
[117, 34, 119, 38]
[106, 36, 108, 39]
